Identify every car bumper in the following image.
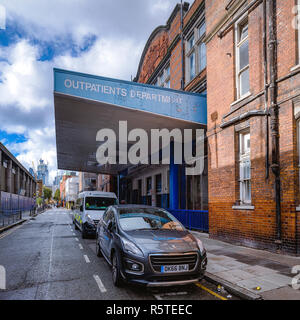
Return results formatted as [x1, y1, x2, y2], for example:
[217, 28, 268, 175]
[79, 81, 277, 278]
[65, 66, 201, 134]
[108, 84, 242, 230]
[120, 252, 207, 287]
[83, 222, 97, 235]
[124, 273, 205, 287]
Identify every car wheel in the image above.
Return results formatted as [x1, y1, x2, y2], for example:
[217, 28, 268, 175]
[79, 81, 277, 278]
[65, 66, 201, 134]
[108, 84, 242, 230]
[111, 252, 123, 287]
[82, 225, 87, 239]
[96, 236, 102, 257]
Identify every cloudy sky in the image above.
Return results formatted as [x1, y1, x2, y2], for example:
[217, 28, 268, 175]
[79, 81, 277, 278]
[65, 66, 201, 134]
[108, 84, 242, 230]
[0, 0, 181, 183]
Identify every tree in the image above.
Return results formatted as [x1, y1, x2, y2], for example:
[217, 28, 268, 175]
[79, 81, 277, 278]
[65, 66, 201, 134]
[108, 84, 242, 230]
[36, 197, 43, 206]
[53, 189, 60, 202]
[43, 187, 52, 201]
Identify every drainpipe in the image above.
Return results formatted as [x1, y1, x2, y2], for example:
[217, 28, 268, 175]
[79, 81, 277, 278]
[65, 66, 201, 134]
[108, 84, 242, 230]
[180, 0, 185, 90]
[263, 0, 269, 179]
[268, 0, 281, 247]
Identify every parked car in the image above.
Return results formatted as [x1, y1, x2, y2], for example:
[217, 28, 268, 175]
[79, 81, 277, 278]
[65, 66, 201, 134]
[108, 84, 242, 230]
[96, 205, 207, 287]
[73, 191, 118, 238]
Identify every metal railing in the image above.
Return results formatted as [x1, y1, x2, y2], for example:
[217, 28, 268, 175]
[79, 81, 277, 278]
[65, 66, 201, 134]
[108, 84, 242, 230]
[167, 209, 209, 232]
[0, 209, 23, 228]
[0, 191, 36, 229]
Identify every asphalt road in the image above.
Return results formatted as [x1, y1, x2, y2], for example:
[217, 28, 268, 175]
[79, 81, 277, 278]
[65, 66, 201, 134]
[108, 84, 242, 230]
[0, 208, 239, 300]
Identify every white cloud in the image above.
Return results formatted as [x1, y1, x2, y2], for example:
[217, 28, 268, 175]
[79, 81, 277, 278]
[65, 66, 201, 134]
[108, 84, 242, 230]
[0, 40, 52, 112]
[0, 0, 181, 183]
[0, 36, 143, 182]
[54, 37, 143, 80]
[1, 0, 180, 44]
[150, 1, 174, 16]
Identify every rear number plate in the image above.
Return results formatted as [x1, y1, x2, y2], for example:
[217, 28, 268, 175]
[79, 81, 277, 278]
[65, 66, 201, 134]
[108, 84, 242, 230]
[161, 264, 189, 273]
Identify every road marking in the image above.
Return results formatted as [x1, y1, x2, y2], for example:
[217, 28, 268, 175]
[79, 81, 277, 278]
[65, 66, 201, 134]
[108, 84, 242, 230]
[154, 291, 187, 300]
[196, 283, 228, 301]
[93, 275, 107, 293]
[75, 237, 79, 241]
[0, 226, 21, 239]
[45, 214, 57, 299]
[79, 244, 83, 250]
[84, 255, 90, 263]
[0, 220, 30, 239]
[163, 291, 188, 296]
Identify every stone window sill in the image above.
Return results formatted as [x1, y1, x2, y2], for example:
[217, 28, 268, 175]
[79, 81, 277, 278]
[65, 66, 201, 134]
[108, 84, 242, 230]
[230, 92, 251, 108]
[232, 205, 255, 210]
[290, 64, 300, 72]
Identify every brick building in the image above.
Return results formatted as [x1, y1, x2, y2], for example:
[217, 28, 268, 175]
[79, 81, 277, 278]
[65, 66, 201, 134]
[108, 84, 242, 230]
[97, 174, 117, 193]
[206, 0, 300, 255]
[0, 142, 36, 213]
[133, 0, 300, 255]
[133, 1, 208, 210]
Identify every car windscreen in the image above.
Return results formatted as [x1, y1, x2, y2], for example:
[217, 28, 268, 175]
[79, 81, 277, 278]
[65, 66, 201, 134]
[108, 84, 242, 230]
[118, 208, 184, 231]
[85, 197, 117, 210]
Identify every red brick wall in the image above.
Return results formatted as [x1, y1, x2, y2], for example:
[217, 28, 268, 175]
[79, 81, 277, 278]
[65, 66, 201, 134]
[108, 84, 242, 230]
[138, 30, 169, 84]
[137, 10, 183, 87]
[207, 0, 300, 254]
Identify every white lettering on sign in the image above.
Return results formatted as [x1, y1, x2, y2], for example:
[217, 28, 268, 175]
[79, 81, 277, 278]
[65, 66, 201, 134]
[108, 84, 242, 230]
[63, 78, 189, 107]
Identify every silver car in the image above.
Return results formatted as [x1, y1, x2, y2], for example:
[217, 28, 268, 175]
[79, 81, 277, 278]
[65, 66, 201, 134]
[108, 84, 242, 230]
[96, 205, 207, 287]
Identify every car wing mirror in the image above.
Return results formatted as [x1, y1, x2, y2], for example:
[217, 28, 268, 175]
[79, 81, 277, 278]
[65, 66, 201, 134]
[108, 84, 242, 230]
[107, 220, 115, 232]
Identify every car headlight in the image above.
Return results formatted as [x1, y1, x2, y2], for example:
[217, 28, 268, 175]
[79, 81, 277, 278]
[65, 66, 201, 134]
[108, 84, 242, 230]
[121, 237, 144, 257]
[196, 238, 206, 255]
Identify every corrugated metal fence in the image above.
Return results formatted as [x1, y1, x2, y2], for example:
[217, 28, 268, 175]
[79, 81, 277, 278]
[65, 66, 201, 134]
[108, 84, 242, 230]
[168, 209, 209, 232]
[0, 191, 35, 227]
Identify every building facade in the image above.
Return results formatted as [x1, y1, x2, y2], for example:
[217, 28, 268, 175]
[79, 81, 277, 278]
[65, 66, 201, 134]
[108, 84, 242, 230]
[97, 174, 117, 193]
[132, 0, 208, 211]
[37, 159, 49, 185]
[78, 172, 97, 193]
[132, 0, 300, 255]
[0, 142, 36, 213]
[59, 172, 76, 206]
[65, 176, 79, 209]
[206, 0, 300, 255]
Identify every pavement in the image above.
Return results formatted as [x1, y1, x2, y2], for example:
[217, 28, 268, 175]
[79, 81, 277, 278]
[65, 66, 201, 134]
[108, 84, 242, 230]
[192, 231, 300, 300]
[0, 208, 239, 300]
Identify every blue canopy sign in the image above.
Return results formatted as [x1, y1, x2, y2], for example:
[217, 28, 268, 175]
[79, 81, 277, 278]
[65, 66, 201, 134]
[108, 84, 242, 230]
[54, 68, 207, 124]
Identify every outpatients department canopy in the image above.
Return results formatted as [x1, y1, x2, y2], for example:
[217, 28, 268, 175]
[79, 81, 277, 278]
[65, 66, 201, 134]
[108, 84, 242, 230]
[54, 68, 207, 124]
[53, 68, 207, 174]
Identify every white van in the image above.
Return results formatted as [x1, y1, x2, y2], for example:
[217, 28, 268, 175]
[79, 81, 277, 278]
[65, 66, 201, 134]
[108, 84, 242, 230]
[73, 191, 118, 238]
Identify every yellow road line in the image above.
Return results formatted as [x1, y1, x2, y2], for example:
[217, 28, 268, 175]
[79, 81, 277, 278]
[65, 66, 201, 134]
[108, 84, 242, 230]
[196, 283, 228, 301]
[0, 224, 25, 240]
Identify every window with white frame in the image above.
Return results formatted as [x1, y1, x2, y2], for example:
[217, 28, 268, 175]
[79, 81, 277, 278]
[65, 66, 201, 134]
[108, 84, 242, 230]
[186, 19, 206, 83]
[239, 130, 251, 204]
[235, 18, 250, 98]
[154, 64, 170, 88]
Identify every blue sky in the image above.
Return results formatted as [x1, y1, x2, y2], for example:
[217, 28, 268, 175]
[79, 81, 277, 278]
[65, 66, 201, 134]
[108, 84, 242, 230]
[0, 0, 180, 183]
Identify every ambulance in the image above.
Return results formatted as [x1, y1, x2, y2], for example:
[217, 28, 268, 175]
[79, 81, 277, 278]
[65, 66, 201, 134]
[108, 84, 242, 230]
[73, 191, 118, 238]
